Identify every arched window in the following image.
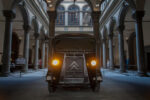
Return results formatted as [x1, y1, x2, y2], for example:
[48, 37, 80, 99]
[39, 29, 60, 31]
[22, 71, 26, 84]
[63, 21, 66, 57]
[82, 5, 92, 26]
[56, 5, 65, 26]
[68, 5, 80, 26]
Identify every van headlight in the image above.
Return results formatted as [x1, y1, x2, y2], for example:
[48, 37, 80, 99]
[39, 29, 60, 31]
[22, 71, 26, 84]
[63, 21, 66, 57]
[91, 60, 97, 66]
[52, 59, 60, 66]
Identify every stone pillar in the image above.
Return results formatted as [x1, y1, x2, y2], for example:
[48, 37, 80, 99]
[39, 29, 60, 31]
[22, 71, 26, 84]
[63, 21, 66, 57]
[133, 11, 147, 76]
[23, 25, 31, 72]
[118, 26, 126, 72]
[65, 11, 68, 26]
[92, 11, 101, 37]
[96, 40, 101, 70]
[41, 40, 46, 69]
[34, 34, 39, 70]
[48, 11, 56, 37]
[46, 45, 49, 68]
[100, 45, 103, 67]
[80, 11, 83, 26]
[1, 10, 15, 76]
[108, 34, 114, 69]
[92, 11, 101, 70]
[102, 39, 107, 68]
[47, 11, 57, 69]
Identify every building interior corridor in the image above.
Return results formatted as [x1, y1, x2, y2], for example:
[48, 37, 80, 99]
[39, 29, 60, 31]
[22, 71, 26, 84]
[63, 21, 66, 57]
[0, 0, 150, 75]
[0, 0, 150, 100]
[0, 0, 150, 76]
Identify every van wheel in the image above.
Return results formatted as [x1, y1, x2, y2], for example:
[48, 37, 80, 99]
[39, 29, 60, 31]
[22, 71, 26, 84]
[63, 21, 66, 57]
[48, 83, 55, 93]
[93, 83, 100, 92]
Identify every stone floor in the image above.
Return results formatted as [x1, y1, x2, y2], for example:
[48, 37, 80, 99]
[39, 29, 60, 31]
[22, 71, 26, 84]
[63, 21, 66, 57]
[0, 69, 150, 100]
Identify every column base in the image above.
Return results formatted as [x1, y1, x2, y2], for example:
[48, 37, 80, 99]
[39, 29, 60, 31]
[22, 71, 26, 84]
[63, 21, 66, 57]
[120, 69, 126, 73]
[0, 72, 9, 77]
[21, 69, 28, 73]
[103, 67, 107, 69]
[137, 72, 149, 77]
[110, 67, 115, 70]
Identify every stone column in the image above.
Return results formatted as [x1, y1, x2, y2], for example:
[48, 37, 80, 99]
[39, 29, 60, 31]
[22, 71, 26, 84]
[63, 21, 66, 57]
[118, 26, 126, 72]
[80, 11, 83, 26]
[1, 10, 15, 76]
[47, 11, 57, 69]
[23, 25, 31, 72]
[100, 45, 103, 67]
[92, 11, 101, 70]
[41, 40, 46, 69]
[92, 11, 101, 37]
[34, 34, 39, 70]
[108, 34, 114, 69]
[65, 11, 68, 26]
[133, 11, 147, 76]
[102, 39, 107, 68]
[96, 40, 101, 70]
[46, 45, 49, 68]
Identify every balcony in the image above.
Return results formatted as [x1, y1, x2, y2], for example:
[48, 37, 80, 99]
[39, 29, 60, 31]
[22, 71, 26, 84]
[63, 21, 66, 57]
[55, 26, 93, 35]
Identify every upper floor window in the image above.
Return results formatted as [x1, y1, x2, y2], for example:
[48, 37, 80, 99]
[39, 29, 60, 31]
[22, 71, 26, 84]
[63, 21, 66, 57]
[82, 5, 92, 26]
[68, 5, 80, 26]
[56, 5, 65, 26]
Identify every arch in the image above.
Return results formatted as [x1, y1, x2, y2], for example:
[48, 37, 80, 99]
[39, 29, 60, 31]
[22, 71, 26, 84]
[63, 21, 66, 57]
[55, 0, 93, 12]
[82, 5, 92, 11]
[68, 5, 80, 26]
[68, 4, 80, 11]
[101, 26, 107, 40]
[32, 17, 40, 34]
[56, 5, 65, 26]
[41, 26, 46, 36]
[57, 5, 65, 11]
[82, 5, 92, 26]
[125, 0, 146, 11]
[107, 17, 117, 37]
[125, 0, 136, 11]
[1, 0, 23, 11]
[117, 2, 129, 28]
[18, 2, 31, 27]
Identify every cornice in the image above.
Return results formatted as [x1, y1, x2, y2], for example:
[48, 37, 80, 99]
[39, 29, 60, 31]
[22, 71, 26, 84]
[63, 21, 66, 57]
[25, 0, 49, 29]
[99, 0, 124, 30]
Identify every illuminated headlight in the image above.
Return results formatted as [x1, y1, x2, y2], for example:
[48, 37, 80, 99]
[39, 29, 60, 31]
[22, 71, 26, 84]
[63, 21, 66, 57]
[52, 59, 60, 66]
[46, 76, 52, 81]
[91, 60, 97, 66]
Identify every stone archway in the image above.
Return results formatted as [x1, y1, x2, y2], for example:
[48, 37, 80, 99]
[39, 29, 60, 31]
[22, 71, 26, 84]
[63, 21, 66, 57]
[127, 32, 137, 70]
[11, 32, 20, 63]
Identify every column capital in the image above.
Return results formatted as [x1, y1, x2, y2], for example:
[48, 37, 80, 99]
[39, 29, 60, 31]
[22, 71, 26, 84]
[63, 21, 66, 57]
[23, 25, 31, 33]
[132, 11, 145, 20]
[41, 38, 47, 43]
[102, 38, 107, 43]
[34, 33, 40, 39]
[45, 36, 50, 41]
[96, 38, 101, 44]
[117, 25, 125, 34]
[108, 34, 113, 40]
[47, 11, 57, 22]
[92, 11, 101, 23]
[3, 10, 16, 20]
